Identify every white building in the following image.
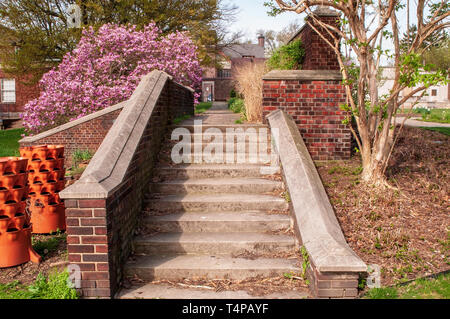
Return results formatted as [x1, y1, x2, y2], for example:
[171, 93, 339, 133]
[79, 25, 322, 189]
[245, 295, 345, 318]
[378, 67, 449, 109]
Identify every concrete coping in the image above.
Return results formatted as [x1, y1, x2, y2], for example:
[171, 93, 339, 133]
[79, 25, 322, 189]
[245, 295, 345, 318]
[59, 70, 173, 199]
[19, 101, 127, 143]
[267, 110, 367, 273]
[263, 70, 343, 81]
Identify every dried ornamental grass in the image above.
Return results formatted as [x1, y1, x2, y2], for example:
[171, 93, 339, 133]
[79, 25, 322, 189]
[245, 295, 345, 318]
[233, 62, 267, 123]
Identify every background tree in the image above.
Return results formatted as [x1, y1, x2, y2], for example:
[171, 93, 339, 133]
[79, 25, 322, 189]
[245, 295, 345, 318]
[21, 23, 202, 134]
[266, 0, 449, 185]
[256, 21, 302, 54]
[0, 0, 240, 82]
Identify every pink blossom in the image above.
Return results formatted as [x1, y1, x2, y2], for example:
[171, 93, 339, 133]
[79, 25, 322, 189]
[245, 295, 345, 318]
[22, 23, 202, 134]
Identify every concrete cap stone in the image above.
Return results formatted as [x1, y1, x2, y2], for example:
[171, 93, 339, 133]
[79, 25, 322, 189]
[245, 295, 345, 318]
[263, 70, 342, 81]
[267, 110, 367, 273]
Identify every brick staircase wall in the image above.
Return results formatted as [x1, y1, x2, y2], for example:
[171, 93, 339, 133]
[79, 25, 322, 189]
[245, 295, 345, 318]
[59, 71, 194, 298]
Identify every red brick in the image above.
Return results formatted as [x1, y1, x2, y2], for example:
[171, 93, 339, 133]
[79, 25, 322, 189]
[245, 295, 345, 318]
[82, 254, 108, 262]
[66, 209, 93, 217]
[96, 263, 109, 271]
[79, 199, 106, 208]
[68, 227, 94, 235]
[68, 245, 95, 254]
[81, 272, 109, 280]
[81, 235, 107, 244]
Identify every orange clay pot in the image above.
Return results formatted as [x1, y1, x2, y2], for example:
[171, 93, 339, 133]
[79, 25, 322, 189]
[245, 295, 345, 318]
[19, 146, 66, 235]
[31, 145, 48, 161]
[11, 186, 25, 203]
[19, 147, 33, 159]
[16, 173, 28, 188]
[5, 157, 28, 174]
[28, 159, 42, 172]
[29, 181, 44, 195]
[56, 158, 65, 170]
[1, 202, 19, 219]
[0, 159, 9, 174]
[30, 203, 66, 234]
[47, 145, 65, 159]
[0, 188, 12, 203]
[0, 224, 42, 268]
[0, 174, 17, 189]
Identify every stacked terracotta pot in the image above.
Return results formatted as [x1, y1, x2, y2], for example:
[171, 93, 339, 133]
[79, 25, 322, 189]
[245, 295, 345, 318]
[0, 157, 41, 268]
[20, 145, 66, 234]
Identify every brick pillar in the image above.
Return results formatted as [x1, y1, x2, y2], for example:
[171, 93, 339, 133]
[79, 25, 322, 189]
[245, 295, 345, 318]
[65, 199, 112, 298]
[291, 7, 341, 70]
[262, 70, 351, 160]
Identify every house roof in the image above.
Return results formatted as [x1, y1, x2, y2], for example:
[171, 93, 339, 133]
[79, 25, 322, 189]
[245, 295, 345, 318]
[222, 43, 266, 59]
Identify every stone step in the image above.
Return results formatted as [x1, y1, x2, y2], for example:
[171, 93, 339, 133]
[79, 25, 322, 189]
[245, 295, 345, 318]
[171, 124, 269, 133]
[167, 142, 272, 153]
[170, 133, 273, 143]
[151, 178, 283, 195]
[160, 153, 274, 165]
[157, 164, 281, 180]
[118, 283, 309, 299]
[124, 255, 300, 281]
[145, 194, 289, 213]
[133, 232, 295, 255]
[143, 211, 291, 233]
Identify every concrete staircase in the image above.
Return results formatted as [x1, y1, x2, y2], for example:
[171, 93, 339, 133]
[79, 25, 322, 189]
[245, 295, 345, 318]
[120, 104, 306, 299]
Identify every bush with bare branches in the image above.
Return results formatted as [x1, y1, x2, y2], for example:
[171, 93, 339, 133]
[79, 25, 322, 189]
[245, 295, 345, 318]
[233, 62, 268, 123]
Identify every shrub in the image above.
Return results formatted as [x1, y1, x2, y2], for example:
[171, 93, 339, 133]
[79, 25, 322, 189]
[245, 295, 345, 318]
[228, 98, 245, 117]
[267, 39, 305, 70]
[22, 23, 202, 134]
[233, 62, 267, 122]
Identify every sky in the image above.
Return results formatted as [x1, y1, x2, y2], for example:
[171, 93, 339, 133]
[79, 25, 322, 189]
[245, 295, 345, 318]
[225, 1, 415, 42]
[225, 0, 305, 42]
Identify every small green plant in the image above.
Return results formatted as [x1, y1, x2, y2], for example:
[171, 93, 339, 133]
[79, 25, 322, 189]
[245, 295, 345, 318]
[283, 191, 291, 203]
[235, 119, 243, 124]
[71, 149, 93, 168]
[300, 246, 310, 280]
[0, 270, 78, 299]
[172, 114, 192, 125]
[32, 232, 67, 257]
[195, 102, 213, 114]
[267, 39, 305, 70]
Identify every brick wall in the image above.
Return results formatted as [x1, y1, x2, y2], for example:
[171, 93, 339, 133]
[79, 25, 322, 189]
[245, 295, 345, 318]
[0, 70, 40, 116]
[20, 109, 122, 168]
[62, 75, 193, 298]
[307, 262, 359, 298]
[291, 12, 340, 70]
[263, 76, 350, 160]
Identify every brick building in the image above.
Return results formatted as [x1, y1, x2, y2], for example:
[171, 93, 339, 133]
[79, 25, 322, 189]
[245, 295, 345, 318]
[0, 67, 40, 128]
[202, 36, 267, 102]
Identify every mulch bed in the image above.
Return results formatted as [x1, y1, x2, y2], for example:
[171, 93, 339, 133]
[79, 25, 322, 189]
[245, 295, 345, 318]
[317, 127, 449, 286]
[0, 233, 68, 286]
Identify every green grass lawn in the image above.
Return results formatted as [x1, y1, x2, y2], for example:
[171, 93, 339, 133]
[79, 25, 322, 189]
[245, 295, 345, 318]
[195, 102, 213, 114]
[414, 108, 450, 124]
[364, 272, 450, 299]
[0, 128, 25, 157]
[421, 127, 450, 136]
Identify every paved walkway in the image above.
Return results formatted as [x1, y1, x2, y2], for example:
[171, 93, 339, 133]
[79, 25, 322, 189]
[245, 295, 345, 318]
[394, 117, 450, 128]
[182, 101, 242, 125]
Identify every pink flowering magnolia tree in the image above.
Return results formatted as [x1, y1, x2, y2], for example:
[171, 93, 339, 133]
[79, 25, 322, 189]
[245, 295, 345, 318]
[22, 23, 202, 134]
